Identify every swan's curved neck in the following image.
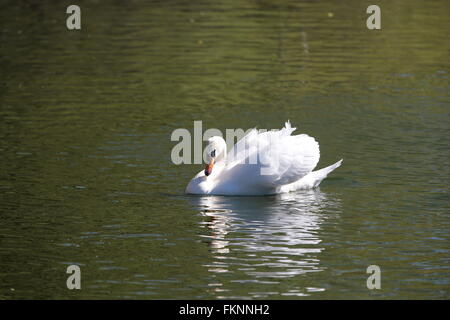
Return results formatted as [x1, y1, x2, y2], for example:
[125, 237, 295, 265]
[213, 139, 227, 163]
[217, 150, 227, 163]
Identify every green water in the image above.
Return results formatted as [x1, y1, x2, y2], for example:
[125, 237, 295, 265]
[0, 0, 449, 299]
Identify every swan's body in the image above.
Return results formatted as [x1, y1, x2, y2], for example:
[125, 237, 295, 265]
[186, 121, 342, 196]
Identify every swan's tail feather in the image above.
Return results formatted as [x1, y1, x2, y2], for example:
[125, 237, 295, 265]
[309, 159, 343, 187]
[279, 159, 342, 192]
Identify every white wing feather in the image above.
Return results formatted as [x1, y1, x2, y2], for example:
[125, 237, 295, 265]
[215, 122, 320, 194]
[257, 121, 320, 186]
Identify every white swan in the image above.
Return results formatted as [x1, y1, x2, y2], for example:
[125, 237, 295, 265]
[186, 121, 342, 196]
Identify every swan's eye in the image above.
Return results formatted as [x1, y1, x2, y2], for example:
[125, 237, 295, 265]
[211, 149, 216, 157]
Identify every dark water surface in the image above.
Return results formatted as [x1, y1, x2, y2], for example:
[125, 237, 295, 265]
[0, 0, 449, 299]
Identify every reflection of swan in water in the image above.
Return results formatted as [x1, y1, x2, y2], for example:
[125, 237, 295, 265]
[189, 190, 341, 282]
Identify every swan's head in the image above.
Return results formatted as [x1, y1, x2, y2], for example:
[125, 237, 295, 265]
[204, 136, 227, 176]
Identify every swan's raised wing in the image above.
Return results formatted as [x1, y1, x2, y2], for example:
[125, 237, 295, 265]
[222, 122, 320, 192]
[226, 128, 258, 165]
[258, 122, 320, 186]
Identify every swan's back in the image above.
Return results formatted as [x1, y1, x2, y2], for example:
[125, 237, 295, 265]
[211, 122, 320, 195]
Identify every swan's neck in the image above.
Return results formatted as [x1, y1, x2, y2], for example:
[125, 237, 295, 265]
[207, 159, 226, 186]
[217, 153, 227, 163]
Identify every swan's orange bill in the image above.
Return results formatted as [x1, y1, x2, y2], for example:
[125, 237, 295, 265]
[204, 159, 214, 176]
